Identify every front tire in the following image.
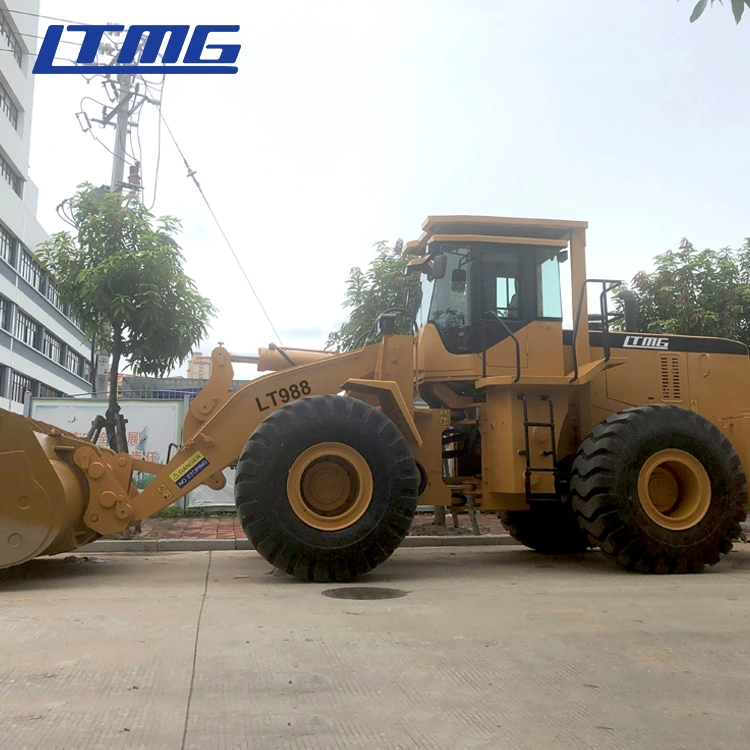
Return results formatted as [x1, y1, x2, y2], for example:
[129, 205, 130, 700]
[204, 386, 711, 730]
[235, 395, 419, 582]
[570, 405, 747, 573]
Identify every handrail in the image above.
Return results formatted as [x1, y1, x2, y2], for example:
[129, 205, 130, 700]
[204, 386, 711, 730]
[481, 311, 521, 382]
[570, 279, 621, 383]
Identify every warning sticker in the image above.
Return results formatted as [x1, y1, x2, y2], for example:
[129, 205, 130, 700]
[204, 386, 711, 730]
[170, 451, 210, 489]
[157, 483, 174, 501]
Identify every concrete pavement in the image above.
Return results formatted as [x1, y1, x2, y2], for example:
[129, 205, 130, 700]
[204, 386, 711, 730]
[1, 546, 750, 749]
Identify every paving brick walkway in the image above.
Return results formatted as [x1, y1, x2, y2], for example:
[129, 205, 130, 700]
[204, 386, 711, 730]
[139, 512, 509, 540]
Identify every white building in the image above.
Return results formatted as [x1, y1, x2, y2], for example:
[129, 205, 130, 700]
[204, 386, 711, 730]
[0, 1, 92, 412]
[187, 351, 213, 380]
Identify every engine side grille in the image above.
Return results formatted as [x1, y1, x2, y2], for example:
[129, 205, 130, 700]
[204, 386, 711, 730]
[660, 355, 682, 401]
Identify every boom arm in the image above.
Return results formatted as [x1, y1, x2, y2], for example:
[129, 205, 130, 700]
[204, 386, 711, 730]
[78, 336, 416, 536]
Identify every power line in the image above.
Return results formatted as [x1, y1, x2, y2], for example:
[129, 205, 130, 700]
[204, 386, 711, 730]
[5, 8, 86, 24]
[128, 113, 138, 166]
[4, 8, 120, 46]
[134, 93, 145, 183]
[12, 29, 82, 46]
[5, 7, 116, 28]
[142, 80, 165, 211]
[158, 113, 285, 345]
[78, 96, 139, 165]
[0, 47, 77, 62]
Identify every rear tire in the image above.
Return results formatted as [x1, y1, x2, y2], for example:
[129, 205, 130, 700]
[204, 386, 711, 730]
[499, 505, 591, 554]
[235, 395, 419, 582]
[570, 405, 747, 573]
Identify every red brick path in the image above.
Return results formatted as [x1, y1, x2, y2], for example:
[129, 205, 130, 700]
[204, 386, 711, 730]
[139, 513, 509, 540]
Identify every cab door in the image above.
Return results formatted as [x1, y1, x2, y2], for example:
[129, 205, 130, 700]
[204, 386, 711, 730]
[476, 250, 530, 371]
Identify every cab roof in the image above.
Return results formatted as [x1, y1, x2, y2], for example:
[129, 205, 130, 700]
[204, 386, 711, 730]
[404, 215, 588, 256]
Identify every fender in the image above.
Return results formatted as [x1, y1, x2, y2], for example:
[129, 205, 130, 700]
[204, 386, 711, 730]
[342, 379, 422, 447]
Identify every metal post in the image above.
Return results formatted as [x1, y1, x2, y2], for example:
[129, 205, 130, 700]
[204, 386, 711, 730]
[110, 72, 133, 193]
[93, 73, 133, 407]
[181, 393, 191, 509]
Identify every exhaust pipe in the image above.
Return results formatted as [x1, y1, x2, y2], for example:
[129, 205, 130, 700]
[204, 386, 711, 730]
[617, 289, 638, 331]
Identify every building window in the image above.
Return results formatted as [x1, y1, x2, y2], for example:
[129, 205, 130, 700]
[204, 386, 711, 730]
[38, 383, 62, 398]
[45, 279, 62, 310]
[82, 359, 92, 383]
[59, 302, 83, 331]
[42, 331, 64, 364]
[18, 249, 41, 289]
[0, 295, 8, 330]
[0, 151, 22, 197]
[0, 10, 22, 67]
[14, 309, 39, 348]
[0, 79, 18, 130]
[10, 371, 35, 403]
[0, 223, 15, 265]
[66, 349, 83, 376]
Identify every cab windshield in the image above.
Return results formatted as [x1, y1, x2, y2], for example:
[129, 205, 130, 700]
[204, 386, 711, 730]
[427, 251, 470, 331]
[413, 243, 564, 354]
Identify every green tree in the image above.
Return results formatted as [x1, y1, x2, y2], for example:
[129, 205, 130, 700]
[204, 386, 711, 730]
[37, 184, 215, 451]
[618, 238, 750, 346]
[326, 239, 414, 351]
[690, 0, 749, 23]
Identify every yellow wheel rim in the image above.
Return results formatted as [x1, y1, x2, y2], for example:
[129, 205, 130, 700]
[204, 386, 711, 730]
[287, 442, 373, 531]
[637, 449, 711, 531]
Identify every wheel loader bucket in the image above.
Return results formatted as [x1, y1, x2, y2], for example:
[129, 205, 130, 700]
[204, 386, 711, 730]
[0, 409, 97, 569]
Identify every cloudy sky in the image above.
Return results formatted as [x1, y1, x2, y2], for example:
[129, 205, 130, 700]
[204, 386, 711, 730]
[25, 1, 750, 377]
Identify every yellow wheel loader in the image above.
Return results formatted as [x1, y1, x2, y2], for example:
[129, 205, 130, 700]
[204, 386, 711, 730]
[2, 216, 748, 580]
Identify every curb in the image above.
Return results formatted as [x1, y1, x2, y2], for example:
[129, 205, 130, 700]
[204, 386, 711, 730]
[78, 535, 519, 554]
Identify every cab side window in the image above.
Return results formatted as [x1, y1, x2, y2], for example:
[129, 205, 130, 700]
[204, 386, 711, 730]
[536, 252, 563, 320]
[482, 255, 521, 319]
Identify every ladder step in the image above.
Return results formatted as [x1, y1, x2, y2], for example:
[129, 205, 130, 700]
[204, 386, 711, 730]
[518, 393, 559, 507]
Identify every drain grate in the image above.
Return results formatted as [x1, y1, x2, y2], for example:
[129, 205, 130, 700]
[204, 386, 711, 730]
[321, 587, 407, 600]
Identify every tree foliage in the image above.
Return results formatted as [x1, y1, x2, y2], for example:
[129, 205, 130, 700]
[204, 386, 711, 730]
[37, 184, 215, 447]
[690, 0, 749, 23]
[326, 239, 414, 351]
[619, 238, 750, 346]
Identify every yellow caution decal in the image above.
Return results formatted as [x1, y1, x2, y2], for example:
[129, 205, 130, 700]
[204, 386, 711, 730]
[170, 451, 210, 489]
[157, 483, 174, 501]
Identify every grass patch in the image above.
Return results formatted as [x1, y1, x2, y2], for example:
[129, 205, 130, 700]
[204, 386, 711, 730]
[153, 506, 237, 519]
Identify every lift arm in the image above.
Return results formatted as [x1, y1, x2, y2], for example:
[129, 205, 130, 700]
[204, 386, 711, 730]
[77, 335, 418, 535]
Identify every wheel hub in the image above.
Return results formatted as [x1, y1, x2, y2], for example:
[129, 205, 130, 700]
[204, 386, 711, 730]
[637, 449, 711, 530]
[287, 442, 373, 531]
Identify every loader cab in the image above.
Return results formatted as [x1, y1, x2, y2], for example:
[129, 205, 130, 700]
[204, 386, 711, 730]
[405, 216, 590, 385]
[412, 242, 565, 355]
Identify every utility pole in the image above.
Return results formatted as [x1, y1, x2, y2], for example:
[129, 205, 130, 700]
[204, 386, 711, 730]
[110, 72, 133, 193]
[77, 36, 148, 420]
[102, 71, 137, 451]
[86, 64, 140, 443]
[93, 72, 135, 405]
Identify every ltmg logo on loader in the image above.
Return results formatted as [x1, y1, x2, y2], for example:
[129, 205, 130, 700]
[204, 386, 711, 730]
[33, 24, 240, 75]
[623, 335, 669, 350]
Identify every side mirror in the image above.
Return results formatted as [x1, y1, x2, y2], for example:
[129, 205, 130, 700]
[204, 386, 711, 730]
[431, 254, 448, 280]
[451, 268, 467, 293]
